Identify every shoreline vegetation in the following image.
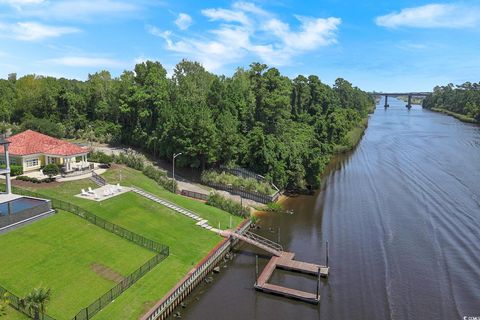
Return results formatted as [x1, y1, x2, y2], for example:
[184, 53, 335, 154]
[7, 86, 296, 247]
[333, 115, 370, 154]
[423, 81, 480, 124]
[430, 107, 479, 124]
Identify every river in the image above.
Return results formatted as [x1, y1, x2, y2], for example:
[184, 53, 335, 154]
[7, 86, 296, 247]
[179, 97, 480, 320]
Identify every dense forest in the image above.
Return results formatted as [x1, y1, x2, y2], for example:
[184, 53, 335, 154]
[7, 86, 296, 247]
[0, 60, 373, 189]
[423, 82, 480, 122]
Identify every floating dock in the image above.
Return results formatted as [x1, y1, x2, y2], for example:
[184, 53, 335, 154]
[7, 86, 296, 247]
[254, 251, 329, 304]
[221, 229, 329, 304]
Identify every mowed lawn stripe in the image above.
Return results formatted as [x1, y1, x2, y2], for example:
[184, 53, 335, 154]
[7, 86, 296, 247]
[0, 211, 155, 319]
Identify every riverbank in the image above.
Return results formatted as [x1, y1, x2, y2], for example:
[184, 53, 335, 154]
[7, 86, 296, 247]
[333, 115, 370, 154]
[430, 107, 479, 124]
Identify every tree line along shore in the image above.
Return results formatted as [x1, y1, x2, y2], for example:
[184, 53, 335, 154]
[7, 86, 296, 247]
[422, 81, 480, 124]
[0, 60, 374, 190]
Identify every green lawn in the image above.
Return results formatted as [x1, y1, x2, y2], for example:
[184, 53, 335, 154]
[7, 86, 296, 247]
[0, 211, 154, 319]
[23, 166, 241, 230]
[1, 307, 28, 320]
[6, 166, 243, 319]
[102, 166, 242, 229]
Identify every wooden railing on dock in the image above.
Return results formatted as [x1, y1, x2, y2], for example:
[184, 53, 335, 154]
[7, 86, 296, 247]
[221, 230, 283, 256]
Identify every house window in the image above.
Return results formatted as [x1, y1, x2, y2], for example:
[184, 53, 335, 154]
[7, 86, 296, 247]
[26, 158, 39, 168]
[0, 156, 15, 165]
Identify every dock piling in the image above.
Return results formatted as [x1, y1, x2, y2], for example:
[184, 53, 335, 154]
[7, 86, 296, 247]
[326, 241, 329, 268]
[255, 255, 259, 285]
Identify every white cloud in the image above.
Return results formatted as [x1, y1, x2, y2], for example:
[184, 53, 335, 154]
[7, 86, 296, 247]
[0, 21, 79, 41]
[375, 3, 480, 29]
[201, 7, 251, 25]
[150, 1, 340, 71]
[4, 0, 141, 21]
[46, 56, 125, 68]
[232, 2, 268, 16]
[175, 13, 192, 30]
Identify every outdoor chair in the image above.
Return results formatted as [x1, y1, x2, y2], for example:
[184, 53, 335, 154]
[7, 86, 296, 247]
[88, 187, 94, 194]
[94, 192, 99, 200]
[81, 189, 88, 196]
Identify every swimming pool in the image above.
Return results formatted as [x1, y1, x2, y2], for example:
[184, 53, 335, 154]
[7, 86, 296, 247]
[0, 197, 52, 230]
[0, 197, 48, 216]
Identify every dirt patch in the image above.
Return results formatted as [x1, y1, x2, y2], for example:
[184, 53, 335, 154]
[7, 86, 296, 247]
[91, 263, 125, 283]
[12, 179, 62, 189]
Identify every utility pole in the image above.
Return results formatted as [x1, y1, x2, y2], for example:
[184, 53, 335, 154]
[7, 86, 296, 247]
[172, 152, 182, 192]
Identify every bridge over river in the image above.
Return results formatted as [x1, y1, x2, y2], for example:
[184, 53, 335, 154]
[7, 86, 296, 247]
[371, 92, 431, 109]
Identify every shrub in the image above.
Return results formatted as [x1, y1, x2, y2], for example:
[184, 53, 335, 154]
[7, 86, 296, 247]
[0, 164, 23, 176]
[206, 192, 248, 217]
[15, 175, 55, 183]
[141, 165, 176, 193]
[201, 170, 275, 195]
[43, 164, 60, 178]
[112, 151, 145, 171]
[265, 202, 283, 212]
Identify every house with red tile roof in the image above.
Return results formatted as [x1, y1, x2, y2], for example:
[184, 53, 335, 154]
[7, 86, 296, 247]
[0, 130, 90, 173]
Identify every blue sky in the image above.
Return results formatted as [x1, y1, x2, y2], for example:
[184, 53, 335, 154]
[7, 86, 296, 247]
[0, 0, 479, 91]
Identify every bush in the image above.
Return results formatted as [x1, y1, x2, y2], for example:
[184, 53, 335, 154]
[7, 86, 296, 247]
[0, 164, 23, 176]
[201, 170, 275, 195]
[112, 151, 145, 171]
[99, 153, 113, 166]
[43, 163, 60, 178]
[15, 175, 55, 183]
[141, 165, 176, 193]
[265, 202, 283, 213]
[206, 192, 248, 217]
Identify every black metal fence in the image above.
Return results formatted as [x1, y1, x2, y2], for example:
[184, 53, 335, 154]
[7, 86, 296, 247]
[180, 189, 209, 201]
[7, 187, 170, 320]
[0, 284, 57, 320]
[203, 181, 280, 204]
[219, 165, 265, 181]
[73, 252, 167, 320]
[11, 188, 168, 254]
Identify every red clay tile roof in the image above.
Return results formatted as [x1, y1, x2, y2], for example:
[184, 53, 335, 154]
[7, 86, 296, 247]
[6, 130, 89, 156]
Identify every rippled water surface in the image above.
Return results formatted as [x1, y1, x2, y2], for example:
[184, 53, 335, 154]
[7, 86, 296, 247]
[181, 98, 480, 320]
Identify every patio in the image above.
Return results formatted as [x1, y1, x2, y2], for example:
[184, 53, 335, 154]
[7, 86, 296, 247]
[74, 184, 131, 202]
[19, 164, 106, 182]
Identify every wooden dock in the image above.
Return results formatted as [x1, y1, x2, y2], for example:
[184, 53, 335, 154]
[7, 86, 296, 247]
[220, 229, 330, 304]
[254, 251, 329, 304]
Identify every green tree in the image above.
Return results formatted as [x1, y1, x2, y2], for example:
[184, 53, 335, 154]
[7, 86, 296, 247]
[0, 292, 10, 317]
[43, 164, 60, 178]
[20, 287, 51, 320]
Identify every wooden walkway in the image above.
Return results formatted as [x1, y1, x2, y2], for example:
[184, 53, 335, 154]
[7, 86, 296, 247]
[221, 229, 283, 256]
[254, 251, 329, 304]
